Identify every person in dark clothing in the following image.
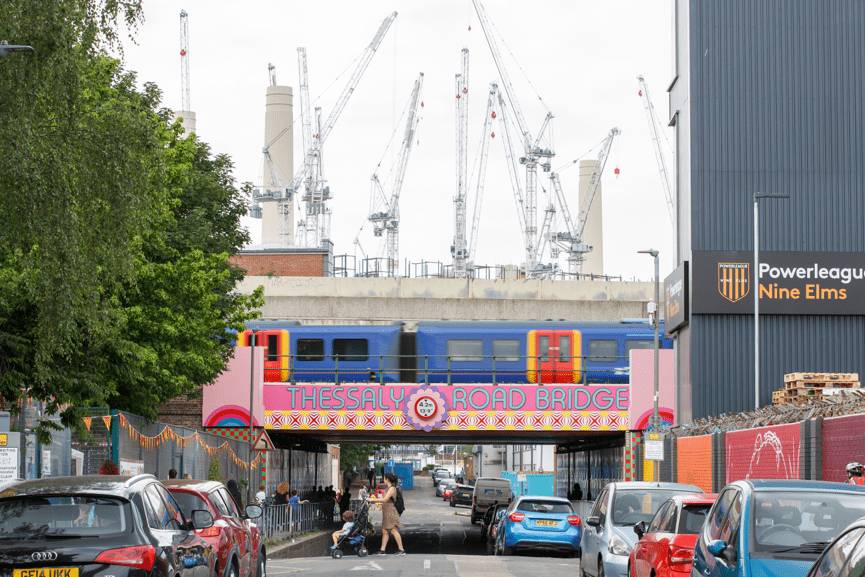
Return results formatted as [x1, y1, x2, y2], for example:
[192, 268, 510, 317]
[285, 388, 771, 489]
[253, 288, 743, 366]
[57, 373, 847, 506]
[571, 483, 583, 501]
[274, 482, 289, 505]
[315, 486, 324, 501]
[339, 486, 351, 514]
[226, 480, 244, 509]
[168, 469, 178, 480]
[367, 468, 375, 488]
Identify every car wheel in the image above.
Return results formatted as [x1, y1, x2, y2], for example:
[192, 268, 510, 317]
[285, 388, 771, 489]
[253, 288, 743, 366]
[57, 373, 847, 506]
[332, 549, 343, 559]
[358, 547, 368, 557]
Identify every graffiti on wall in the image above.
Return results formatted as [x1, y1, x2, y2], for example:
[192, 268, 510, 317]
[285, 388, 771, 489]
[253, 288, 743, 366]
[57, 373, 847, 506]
[263, 383, 631, 432]
[726, 423, 801, 483]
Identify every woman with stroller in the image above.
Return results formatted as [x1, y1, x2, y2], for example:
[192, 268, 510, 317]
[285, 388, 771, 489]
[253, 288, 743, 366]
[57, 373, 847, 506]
[368, 472, 405, 556]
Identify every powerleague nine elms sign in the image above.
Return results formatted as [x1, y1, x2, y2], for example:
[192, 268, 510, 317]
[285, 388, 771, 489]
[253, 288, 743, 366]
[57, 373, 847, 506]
[692, 251, 865, 315]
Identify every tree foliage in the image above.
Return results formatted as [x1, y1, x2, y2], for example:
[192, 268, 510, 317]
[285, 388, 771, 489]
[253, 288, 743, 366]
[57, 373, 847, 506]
[340, 444, 382, 473]
[0, 1, 262, 435]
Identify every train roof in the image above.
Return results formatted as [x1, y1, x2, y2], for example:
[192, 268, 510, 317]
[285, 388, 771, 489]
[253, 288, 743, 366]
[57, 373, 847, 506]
[415, 320, 655, 329]
[246, 320, 401, 333]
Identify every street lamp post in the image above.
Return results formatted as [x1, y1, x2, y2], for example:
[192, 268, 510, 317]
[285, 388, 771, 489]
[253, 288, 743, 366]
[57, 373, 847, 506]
[0, 43, 35, 58]
[639, 249, 660, 482]
[753, 192, 789, 410]
[248, 331, 256, 504]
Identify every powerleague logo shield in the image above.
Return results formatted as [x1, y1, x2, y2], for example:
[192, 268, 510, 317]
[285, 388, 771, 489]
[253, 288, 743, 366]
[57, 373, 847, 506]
[717, 262, 750, 303]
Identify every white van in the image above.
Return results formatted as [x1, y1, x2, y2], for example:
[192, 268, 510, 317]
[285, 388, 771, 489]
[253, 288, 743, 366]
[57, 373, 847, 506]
[471, 477, 513, 524]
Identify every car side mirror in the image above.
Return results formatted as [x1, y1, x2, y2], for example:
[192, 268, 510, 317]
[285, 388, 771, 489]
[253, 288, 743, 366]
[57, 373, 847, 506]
[586, 516, 601, 527]
[191, 509, 214, 530]
[245, 505, 263, 519]
[634, 521, 647, 538]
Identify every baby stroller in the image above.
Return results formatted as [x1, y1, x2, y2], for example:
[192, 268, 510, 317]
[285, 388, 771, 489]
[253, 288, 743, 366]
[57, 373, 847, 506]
[331, 499, 371, 559]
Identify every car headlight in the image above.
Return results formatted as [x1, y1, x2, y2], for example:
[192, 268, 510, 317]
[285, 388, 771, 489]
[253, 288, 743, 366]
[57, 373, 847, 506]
[609, 535, 631, 556]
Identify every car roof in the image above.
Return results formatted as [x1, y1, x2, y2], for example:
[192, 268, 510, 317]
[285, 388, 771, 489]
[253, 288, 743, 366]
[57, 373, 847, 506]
[515, 495, 571, 504]
[676, 493, 717, 506]
[740, 479, 865, 492]
[0, 474, 157, 498]
[610, 482, 702, 492]
[165, 480, 225, 493]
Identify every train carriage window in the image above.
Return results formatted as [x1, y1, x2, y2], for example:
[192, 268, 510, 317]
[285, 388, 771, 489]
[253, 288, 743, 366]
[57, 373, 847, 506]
[297, 339, 324, 361]
[447, 340, 483, 361]
[539, 336, 550, 361]
[625, 340, 653, 354]
[333, 338, 369, 361]
[589, 339, 619, 361]
[559, 335, 571, 361]
[492, 340, 520, 361]
[266, 334, 279, 361]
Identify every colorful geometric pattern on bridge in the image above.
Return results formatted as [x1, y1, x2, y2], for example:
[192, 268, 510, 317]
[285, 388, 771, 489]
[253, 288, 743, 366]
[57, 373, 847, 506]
[264, 410, 629, 431]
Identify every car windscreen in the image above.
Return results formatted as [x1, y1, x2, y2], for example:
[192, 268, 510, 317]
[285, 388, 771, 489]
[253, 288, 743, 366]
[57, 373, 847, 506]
[0, 495, 130, 539]
[517, 500, 574, 514]
[752, 491, 865, 556]
[612, 489, 697, 526]
[677, 504, 711, 534]
[170, 491, 210, 517]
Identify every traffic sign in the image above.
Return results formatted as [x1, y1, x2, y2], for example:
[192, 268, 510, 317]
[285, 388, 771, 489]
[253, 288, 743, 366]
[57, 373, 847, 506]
[645, 432, 665, 461]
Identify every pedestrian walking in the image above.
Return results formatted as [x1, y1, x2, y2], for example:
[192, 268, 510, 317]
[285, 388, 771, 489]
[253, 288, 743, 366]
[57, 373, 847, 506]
[369, 472, 405, 556]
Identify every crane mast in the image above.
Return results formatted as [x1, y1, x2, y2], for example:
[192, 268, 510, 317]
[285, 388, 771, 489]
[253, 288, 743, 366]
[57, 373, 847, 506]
[452, 49, 470, 277]
[468, 82, 499, 265]
[179, 10, 190, 113]
[368, 73, 424, 276]
[637, 75, 675, 224]
[472, 0, 553, 276]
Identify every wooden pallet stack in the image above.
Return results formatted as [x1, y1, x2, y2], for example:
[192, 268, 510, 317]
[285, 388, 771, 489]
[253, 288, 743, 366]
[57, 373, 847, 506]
[773, 372, 861, 405]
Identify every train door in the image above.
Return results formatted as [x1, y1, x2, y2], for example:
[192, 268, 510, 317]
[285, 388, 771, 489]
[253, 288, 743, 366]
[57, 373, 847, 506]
[237, 329, 290, 382]
[527, 330, 581, 383]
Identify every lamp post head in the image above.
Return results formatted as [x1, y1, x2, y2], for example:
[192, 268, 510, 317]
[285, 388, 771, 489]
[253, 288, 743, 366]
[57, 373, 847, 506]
[638, 249, 659, 258]
[754, 192, 790, 201]
[0, 43, 35, 58]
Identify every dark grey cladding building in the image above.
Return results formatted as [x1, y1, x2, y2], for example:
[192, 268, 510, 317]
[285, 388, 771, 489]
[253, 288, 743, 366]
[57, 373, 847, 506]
[669, 0, 865, 421]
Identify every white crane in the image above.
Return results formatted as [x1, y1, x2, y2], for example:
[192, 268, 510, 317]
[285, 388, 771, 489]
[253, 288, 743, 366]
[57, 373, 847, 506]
[472, 0, 554, 276]
[179, 10, 190, 113]
[250, 12, 398, 247]
[548, 127, 620, 275]
[467, 82, 499, 266]
[368, 73, 425, 277]
[637, 75, 675, 225]
[452, 49, 470, 277]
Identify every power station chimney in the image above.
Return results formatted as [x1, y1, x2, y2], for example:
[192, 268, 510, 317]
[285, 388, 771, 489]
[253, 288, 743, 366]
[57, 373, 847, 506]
[578, 159, 604, 276]
[260, 78, 294, 246]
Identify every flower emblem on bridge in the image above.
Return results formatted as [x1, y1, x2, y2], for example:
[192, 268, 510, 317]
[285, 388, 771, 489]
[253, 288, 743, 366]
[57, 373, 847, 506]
[403, 386, 449, 431]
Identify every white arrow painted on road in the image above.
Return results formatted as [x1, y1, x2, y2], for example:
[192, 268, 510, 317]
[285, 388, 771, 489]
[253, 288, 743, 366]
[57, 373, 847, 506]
[349, 561, 382, 571]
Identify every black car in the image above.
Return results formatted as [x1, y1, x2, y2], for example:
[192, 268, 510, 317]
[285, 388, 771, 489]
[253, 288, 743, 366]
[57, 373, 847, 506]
[450, 484, 474, 508]
[807, 515, 865, 577]
[0, 474, 216, 577]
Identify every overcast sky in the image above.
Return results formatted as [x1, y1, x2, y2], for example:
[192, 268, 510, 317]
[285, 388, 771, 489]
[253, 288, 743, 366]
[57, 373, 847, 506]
[121, 0, 676, 280]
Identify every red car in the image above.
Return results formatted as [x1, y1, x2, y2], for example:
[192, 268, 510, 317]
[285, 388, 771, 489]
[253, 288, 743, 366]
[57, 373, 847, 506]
[167, 481, 266, 577]
[629, 494, 716, 577]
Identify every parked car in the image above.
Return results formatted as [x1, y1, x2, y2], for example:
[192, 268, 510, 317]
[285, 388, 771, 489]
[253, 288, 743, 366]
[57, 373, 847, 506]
[432, 468, 452, 485]
[471, 477, 513, 525]
[0, 475, 216, 577]
[805, 515, 865, 577]
[437, 478, 457, 498]
[450, 483, 474, 508]
[692, 480, 865, 577]
[582, 482, 702, 577]
[166, 480, 266, 577]
[493, 496, 582, 557]
[485, 506, 509, 554]
[629, 493, 716, 577]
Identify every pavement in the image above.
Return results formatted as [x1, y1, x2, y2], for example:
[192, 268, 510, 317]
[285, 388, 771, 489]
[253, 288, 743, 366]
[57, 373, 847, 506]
[265, 475, 581, 577]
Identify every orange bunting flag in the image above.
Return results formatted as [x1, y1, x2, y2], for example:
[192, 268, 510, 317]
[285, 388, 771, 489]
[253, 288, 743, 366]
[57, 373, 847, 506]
[82, 417, 92, 431]
[102, 415, 112, 431]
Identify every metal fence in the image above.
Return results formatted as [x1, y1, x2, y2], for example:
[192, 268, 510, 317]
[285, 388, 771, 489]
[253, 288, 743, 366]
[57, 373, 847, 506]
[258, 501, 337, 541]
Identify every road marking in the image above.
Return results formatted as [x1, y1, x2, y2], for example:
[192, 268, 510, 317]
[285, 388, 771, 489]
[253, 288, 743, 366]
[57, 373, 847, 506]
[424, 559, 431, 569]
[349, 561, 382, 571]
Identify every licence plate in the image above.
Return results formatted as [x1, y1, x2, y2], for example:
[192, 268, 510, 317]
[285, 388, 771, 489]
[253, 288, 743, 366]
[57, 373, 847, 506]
[536, 520, 558, 527]
[14, 569, 79, 577]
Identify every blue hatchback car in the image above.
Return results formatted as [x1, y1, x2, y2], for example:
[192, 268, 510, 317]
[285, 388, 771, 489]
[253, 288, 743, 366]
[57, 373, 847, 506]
[495, 496, 582, 557]
[692, 480, 865, 577]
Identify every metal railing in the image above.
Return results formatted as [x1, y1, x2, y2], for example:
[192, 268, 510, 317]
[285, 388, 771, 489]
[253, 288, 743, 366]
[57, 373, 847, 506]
[257, 352, 643, 385]
[258, 501, 337, 541]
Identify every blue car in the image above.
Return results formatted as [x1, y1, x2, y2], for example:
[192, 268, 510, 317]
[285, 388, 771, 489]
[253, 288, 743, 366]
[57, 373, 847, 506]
[495, 495, 582, 557]
[692, 480, 865, 577]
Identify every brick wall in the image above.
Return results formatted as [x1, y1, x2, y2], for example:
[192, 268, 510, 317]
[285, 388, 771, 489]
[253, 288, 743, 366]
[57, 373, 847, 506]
[230, 251, 326, 277]
[158, 391, 204, 431]
[726, 422, 801, 483]
[677, 435, 713, 492]
[822, 414, 865, 483]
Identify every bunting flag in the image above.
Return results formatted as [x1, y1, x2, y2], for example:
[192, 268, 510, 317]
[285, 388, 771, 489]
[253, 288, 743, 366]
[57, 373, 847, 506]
[101, 415, 112, 431]
[82, 417, 92, 432]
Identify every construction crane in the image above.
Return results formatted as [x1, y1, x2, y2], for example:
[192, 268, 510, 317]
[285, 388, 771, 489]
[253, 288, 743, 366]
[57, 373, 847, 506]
[295, 12, 398, 248]
[548, 127, 620, 275]
[451, 48, 470, 277]
[467, 82, 499, 266]
[472, 0, 554, 276]
[637, 75, 675, 224]
[368, 73, 425, 277]
[250, 12, 397, 247]
[179, 10, 190, 113]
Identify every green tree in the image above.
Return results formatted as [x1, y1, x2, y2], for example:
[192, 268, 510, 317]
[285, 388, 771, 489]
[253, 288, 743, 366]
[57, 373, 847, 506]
[207, 458, 222, 482]
[340, 444, 381, 473]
